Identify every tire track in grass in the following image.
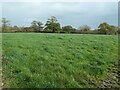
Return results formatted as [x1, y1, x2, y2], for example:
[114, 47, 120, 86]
[98, 64, 119, 88]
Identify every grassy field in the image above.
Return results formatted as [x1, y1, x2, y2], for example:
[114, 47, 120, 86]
[2, 33, 118, 88]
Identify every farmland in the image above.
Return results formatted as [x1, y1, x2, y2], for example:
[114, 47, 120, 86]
[2, 33, 118, 88]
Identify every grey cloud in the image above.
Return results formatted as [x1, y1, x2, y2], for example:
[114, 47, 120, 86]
[2, 2, 118, 28]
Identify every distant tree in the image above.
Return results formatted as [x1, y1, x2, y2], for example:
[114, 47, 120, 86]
[31, 21, 43, 32]
[44, 16, 61, 33]
[78, 25, 91, 34]
[0, 26, 1, 33]
[107, 25, 118, 35]
[98, 22, 117, 35]
[12, 25, 19, 32]
[91, 29, 99, 34]
[23, 27, 33, 32]
[98, 22, 109, 34]
[19, 26, 25, 32]
[2, 18, 10, 32]
[118, 27, 120, 34]
[62, 25, 75, 33]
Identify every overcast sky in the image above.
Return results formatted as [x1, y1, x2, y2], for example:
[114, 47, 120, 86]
[2, 2, 118, 29]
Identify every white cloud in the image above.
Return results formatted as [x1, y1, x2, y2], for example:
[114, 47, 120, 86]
[1, 0, 119, 2]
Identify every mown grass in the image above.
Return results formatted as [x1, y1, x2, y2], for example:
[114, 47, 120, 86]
[2, 33, 118, 88]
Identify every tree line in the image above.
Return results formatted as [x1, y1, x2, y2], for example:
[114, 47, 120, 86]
[1, 16, 119, 35]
